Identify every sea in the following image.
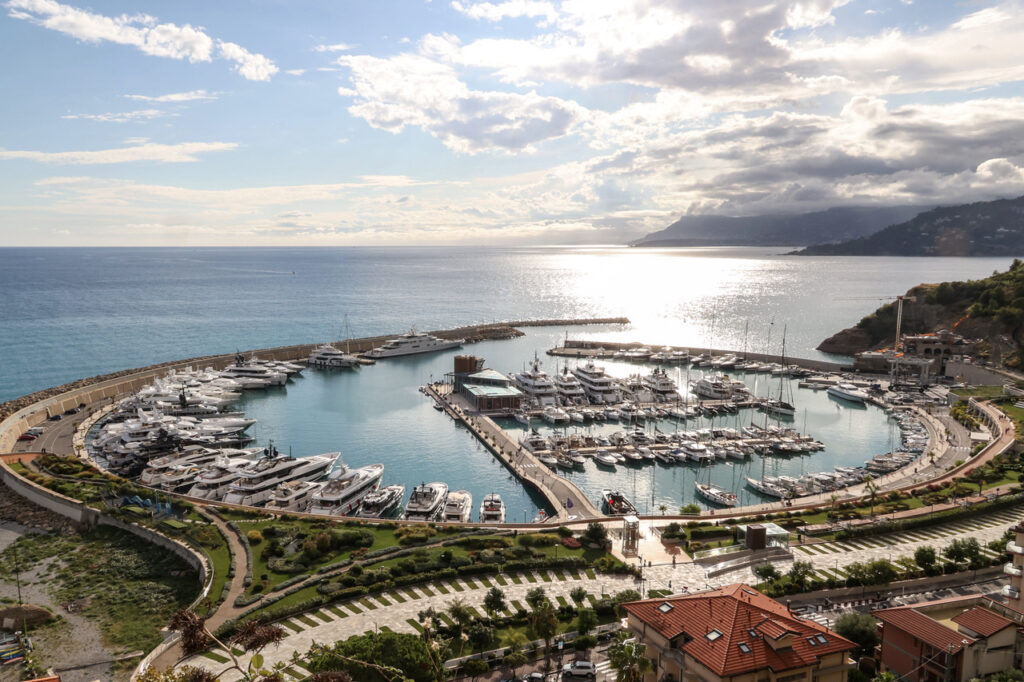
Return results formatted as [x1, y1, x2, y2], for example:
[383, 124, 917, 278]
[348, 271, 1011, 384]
[0, 246, 1012, 518]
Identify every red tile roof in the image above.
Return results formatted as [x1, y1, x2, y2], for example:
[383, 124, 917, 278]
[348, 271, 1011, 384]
[873, 608, 975, 653]
[951, 606, 1016, 637]
[622, 584, 856, 677]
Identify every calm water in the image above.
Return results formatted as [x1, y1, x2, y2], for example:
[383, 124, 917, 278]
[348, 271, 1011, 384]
[0, 246, 1011, 517]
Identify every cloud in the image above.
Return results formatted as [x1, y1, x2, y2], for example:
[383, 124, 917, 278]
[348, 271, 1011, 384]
[314, 42, 354, 52]
[125, 89, 217, 102]
[62, 109, 174, 123]
[285, 69, 306, 76]
[6, 0, 276, 80]
[451, 0, 558, 23]
[337, 53, 586, 152]
[0, 141, 238, 164]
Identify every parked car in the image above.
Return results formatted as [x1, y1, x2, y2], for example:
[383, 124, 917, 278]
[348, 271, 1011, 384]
[17, 433, 37, 441]
[64, 407, 80, 415]
[562, 661, 596, 680]
[48, 414, 62, 421]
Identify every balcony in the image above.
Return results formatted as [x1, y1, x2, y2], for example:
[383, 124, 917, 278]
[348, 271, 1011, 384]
[1004, 563, 1023, 577]
[1007, 541, 1024, 555]
[1001, 585, 1020, 600]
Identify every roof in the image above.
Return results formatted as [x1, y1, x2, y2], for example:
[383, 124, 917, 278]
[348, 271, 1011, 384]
[467, 369, 511, 382]
[951, 607, 1016, 637]
[622, 584, 856, 677]
[463, 384, 523, 398]
[873, 607, 975, 653]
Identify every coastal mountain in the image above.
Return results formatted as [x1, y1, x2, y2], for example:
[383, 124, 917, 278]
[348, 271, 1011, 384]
[794, 196, 1024, 256]
[630, 205, 924, 247]
[817, 260, 1024, 363]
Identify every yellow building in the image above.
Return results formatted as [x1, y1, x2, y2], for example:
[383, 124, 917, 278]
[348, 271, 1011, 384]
[622, 584, 856, 682]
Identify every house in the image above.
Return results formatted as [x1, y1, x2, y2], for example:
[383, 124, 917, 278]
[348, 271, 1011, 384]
[1004, 519, 1024, 609]
[873, 594, 1024, 682]
[621, 583, 856, 682]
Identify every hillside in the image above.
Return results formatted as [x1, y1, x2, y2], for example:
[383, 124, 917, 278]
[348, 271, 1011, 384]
[630, 205, 923, 247]
[795, 196, 1024, 256]
[817, 260, 1024, 363]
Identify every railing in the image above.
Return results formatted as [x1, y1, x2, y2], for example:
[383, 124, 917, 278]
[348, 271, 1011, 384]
[1003, 562, 1023, 577]
[1001, 584, 1020, 599]
[1007, 541, 1024, 555]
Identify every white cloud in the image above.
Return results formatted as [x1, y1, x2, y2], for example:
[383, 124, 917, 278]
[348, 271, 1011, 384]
[0, 141, 238, 164]
[62, 109, 174, 123]
[285, 69, 306, 76]
[451, 0, 557, 23]
[125, 89, 217, 102]
[6, 0, 276, 80]
[314, 42, 354, 52]
[337, 53, 586, 152]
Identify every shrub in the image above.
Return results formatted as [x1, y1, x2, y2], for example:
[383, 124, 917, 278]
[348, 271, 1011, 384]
[561, 537, 581, 549]
[557, 526, 574, 538]
[581, 522, 608, 546]
[519, 533, 559, 547]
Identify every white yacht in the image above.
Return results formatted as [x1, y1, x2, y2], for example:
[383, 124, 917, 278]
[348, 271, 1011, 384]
[306, 461, 385, 516]
[366, 329, 463, 358]
[186, 455, 253, 500]
[403, 482, 449, 521]
[222, 450, 340, 507]
[442, 490, 473, 523]
[745, 476, 791, 499]
[554, 366, 587, 406]
[266, 480, 321, 513]
[307, 343, 360, 368]
[827, 383, 870, 403]
[571, 359, 622, 405]
[221, 355, 287, 386]
[140, 445, 259, 487]
[355, 484, 405, 518]
[695, 481, 738, 507]
[479, 492, 506, 523]
[513, 355, 559, 407]
[642, 367, 682, 402]
[541, 405, 570, 424]
[692, 374, 748, 400]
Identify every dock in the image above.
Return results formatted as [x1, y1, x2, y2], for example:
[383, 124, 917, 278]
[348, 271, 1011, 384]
[423, 383, 603, 521]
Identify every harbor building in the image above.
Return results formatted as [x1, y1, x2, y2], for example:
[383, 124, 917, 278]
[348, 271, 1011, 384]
[621, 583, 856, 682]
[447, 356, 524, 411]
[873, 594, 1024, 682]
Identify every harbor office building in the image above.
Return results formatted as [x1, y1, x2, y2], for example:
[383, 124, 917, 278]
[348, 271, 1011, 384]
[621, 583, 856, 682]
[447, 356, 524, 411]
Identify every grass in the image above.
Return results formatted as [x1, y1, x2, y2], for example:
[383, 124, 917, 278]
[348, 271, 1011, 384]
[407, 618, 424, 633]
[389, 591, 406, 603]
[359, 598, 379, 610]
[418, 585, 435, 597]
[344, 603, 362, 614]
[328, 606, 347, 618]
[952, 385, 1005, 399]
[450, 581, 465, 591]
[585, 569, 596, 579]
[282, 621, 303, 633]
[434, 583, 450, 594]
[296, 614, 319, 628]
[462, 577, 479, 589]
[495, 574, 508, 586]
[525, 572, 538, 583]
[202, 650, 230, 664]
[511, 574, 523, 584]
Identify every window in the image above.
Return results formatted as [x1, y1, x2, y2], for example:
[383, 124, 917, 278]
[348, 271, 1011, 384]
[815, 634, 828, 645]
[807, 637, 818, 646]
[749, 629, 759, 638]
[658, 602, 674, 613]
[706, 629, 722, 642]
[738, 642, 752, 654]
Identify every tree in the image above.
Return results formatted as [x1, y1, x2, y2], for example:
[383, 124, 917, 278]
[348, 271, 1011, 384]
[576, 607, 598, 636]
[581, 522, 609, 546]
[570, 586, 588, 603]
[302, 631, 424, 682]
[945, 537, 982, 565]
[525, 586, 548, 609]
[913, 545, 937, 573]
[753, 563, 780, 582]
[529, 600, 560, 663]
[872, 673, 898, 682]
[863, 478, 880, 517]
[467, 622, 496, 652]
[502, 651, 528, 678]
[483, 586, 507, 617]
[866, 558, 898, 586]
[612, 589, 642, 618]
[679, 503, 701, 514]
[167, 607, 286, 682]
[788, 560, 815, 590]
[462, 658, 489, 681]
[834, 612, 879, 658]
[608, 639, 653, 682]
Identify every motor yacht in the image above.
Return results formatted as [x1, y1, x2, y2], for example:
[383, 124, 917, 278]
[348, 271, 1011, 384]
[222, 450, 340, 507]
[642, 367, 682, 402]
[403, 482, 449, 521]
[745, 476, 791, 499]
[571, 360, 622, 405]
[513, 355, 560, 407]
[594, 450, 618, 467]
[186, 455, 253, 500]
[442, 490, 473, 523]
[602, 489, 637, 515]
[305, 461, 385, 516]
[554, 366, 588, 405]
[307, 343, 360, 368]
[479, 492, 506, 523]
[541, 406, 570, 424]
[355, 484, 406, 518]
[221, 354, 288, 386]
[266, 480, 322, 513]
[827, 383, 870, 403]
[366, 329, 463, 358]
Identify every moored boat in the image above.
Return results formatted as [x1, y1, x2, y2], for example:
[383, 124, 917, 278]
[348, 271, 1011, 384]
[479, 492, 506, 523]
[355, 484, 405, 518]
[403, 481, 449, 521]
[442, 490, 473, 523]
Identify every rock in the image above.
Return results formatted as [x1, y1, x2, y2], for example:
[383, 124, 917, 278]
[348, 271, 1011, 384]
[816, 327, 875, 355]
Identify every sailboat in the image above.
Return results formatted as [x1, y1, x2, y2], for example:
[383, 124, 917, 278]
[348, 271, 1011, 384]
[760, 324, 795, 418]
[694, 460, 738, 507]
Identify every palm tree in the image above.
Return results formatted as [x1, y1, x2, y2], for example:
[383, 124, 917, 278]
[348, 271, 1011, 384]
[529, 601, 559, 668]
[863, 477, 879, 517]
[608, 639, 653, 682]
[446, 598, 473, 656]
[658, 504, 667, 516]
[503, 631, 530, 678]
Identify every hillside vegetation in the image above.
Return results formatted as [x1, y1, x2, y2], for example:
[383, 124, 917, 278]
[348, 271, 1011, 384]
[796, 195, 1024, 256]
[818, 260, 1024, 362]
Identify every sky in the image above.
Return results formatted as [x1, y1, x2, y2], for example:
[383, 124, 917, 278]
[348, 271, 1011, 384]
[3, 0, 1024, 246]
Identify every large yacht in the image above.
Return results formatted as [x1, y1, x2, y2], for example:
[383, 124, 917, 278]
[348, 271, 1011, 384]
[366, 329, 463, 359]
[221, 354, 287, 386]
[442, 490, 473, 523]
[827, 382, 870, 403]
[306, 461, 385, 516]
[221, 449, 340, 507]
[479, 492, 506, 523]
[266, 480, 322, 513]
[642, 368, 681, 402]
[571, 359, 622, 405]
[403, 482, 449, 521]
[513, 355, 559, 407]
[307, 343, 360, 368]
[695, 481, 739, 507]
[692, 374, 748, 400]
[355, 484, 405, 518]
[186, 455, 253, 500]
[554, 366, 587, 406]
[140, 445, 258, 487]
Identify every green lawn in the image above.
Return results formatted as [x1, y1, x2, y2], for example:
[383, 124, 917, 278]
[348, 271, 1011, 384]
[952, 385, 1005, 399]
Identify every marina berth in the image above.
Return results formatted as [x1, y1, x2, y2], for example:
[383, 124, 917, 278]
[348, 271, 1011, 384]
[221, 450, 339, 507]
[366, 329, 463, 358]
[442, 490, 473, 523]
[479, 492, 506, 523]
[403, 481, 449, 521]
[306, 461, 385, 516]
[355, 484, 406, 518]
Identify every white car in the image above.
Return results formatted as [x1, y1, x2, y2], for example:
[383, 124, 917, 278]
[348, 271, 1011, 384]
[562, 660, 596, 680]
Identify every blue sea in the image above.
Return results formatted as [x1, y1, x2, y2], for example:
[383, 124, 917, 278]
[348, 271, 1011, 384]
[0, 246, 1012, 517]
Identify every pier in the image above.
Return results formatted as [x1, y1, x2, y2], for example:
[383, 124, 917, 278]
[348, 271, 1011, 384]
[423, 383, 604, 521]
